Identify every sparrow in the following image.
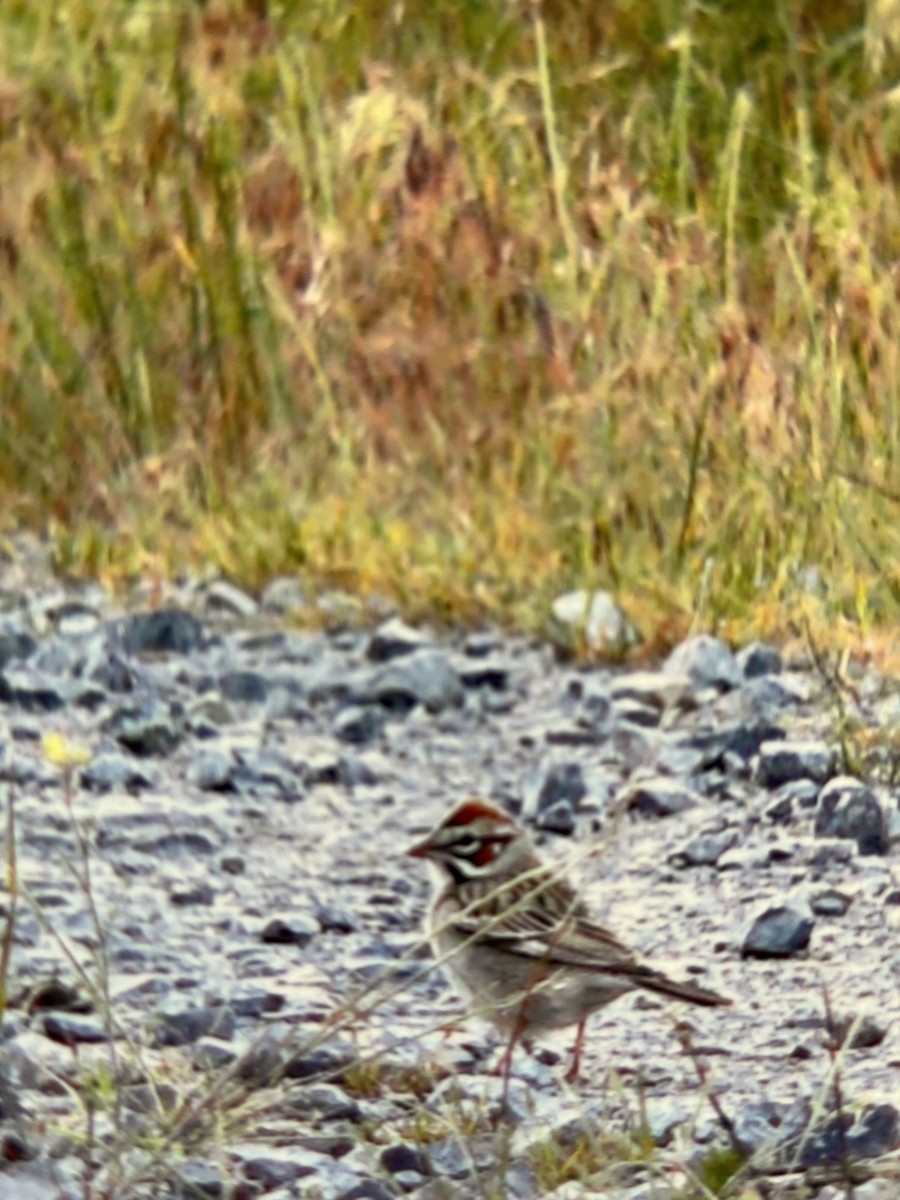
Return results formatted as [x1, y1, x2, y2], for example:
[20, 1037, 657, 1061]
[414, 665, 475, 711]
[408, 799, 730, 1098]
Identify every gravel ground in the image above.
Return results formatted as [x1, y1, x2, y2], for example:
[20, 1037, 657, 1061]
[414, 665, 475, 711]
[0, 558, 898, 1199]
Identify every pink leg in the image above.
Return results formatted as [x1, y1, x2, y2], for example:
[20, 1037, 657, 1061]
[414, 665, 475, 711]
[564, 1018, 587, 1084]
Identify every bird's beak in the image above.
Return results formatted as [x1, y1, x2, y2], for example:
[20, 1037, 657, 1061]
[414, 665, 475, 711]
[406, 833, 432, 858]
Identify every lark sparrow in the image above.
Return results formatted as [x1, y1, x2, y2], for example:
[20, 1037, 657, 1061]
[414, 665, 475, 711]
[408, 799, 730, 1094]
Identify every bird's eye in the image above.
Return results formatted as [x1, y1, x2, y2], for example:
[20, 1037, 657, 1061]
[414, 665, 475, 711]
[451, 833, 480, 856]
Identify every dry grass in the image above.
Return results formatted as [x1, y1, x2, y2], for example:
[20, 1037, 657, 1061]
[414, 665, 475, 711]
[1, 1, 900, 648]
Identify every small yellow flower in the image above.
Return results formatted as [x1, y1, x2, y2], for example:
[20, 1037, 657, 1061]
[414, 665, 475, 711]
[41, 733, 91, 769]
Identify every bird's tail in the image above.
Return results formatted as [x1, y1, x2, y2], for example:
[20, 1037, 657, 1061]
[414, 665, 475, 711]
[637, 966, 731, 1007]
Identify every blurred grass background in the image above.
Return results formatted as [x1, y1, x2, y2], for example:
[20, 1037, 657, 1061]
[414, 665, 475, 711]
[2, 0, 900, 651]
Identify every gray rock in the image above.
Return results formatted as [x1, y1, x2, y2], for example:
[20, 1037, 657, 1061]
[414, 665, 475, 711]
[741, 901, 814, 958]
[0, 669, 67, 712]
[220, 853, 245, 874]
[337, 1179, 398, 1200]
[314, 904, 357, 934]
[233, 751, 299, 797]
[623, 776, 698, 817]
[187, 750, 236, 791]
[333, 704, 385, 745]
[122, 609, 205, 656]
[219, 669, 268, 703]
[282, 1038, 358, 1082]
[736, 641, 783, 678]
[150, 1003, 235, 1048]
[192, 1039, 238, 1071]
[260, 914, 319, 947]
[550, 589, 638, 653]
[106, 699, 183, 756]
[814, 776, 888, 855]
[367, 617, 431, 662]
[610, 670, 693, 711]
[764, 779, 819, 824]
[365, 650, 463, 712]
[380, 1142, 430, 1175]
[84, 649, 138, 694]
[81, 753, 156, 793]
[809, 887, 854, 916]
[202, 580, 259, 619]
[169, 880, 215, 906]
[0, 1160, 82, 1200]
[835, 1011, 888, 1049]
[286, 1083, 362, 1122]
[669, 830, 736, 868]
[0, 631, 37, 669]
[796, 1103, 900, 1167]
[457, 656, 512, 691]
[522, 759, 587, 833]
[663, 635, 741, 690]
[260, 576, 308, 614]
[174, 1159, 224, 1198]
[757, 739, 833, 787]
[42, 1013, 109, 1046]
[229, 1143, 326, 1188]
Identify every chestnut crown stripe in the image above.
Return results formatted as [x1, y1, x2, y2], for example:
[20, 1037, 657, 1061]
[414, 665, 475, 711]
[443, 799, 510, 828]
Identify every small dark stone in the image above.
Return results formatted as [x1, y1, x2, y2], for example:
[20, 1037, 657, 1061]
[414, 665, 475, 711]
[220, 853, 246, 875]
[169, 881, 215, 907]
[87, 652, 138, 694]
[333, 704, 385, 745]
[364, 650, 463, 713]
[664, 635, 741, 690]
[742, 902, 813, 958]
[106, 699, 183, 757]
[0, 632, 37, 669]
[0, 670, 67, 712]
[723, 719, 785, 761]
[814, 776, 888, 855]
[458, 657, 511, 691]
[809, 887, 853, 917]
[314, 904, 357, 934]
[82, 753, 156, 793]
[122, 609, 205, 656]
[339, 1182, 398, 1200]
[736, 641, 783, 678]
[283, 1039, 357, 1082]
[757, 740, 833, 787]
[764, 779, 819, 824]
[797, 1103, 900, 1167]
[834, 1012, 888, 1049]
[669, 830, 736, 868]
[286, 1083, 362, 1122]
[522, 760, 586, 832]
[624, 777, 697, 818]
[367, 618, 430, 662]
[228, 987, 285, 1018]
[175, 1159, 224, 1198]
[43, 1013, 109, 1046]
[380, 1143, 430, 1176]
[232, 1145, 324, 1188]
[220, 670, 268, 704]
[26, 978, 85, 1014]
[260, 915, 319, 947]
[187, 751, 236, 792]
[203, 580, 258, 619]
[150, 1004, 235, 1048]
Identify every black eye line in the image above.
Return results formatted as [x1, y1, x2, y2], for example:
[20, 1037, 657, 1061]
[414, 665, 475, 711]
[450, 832, 513, 859]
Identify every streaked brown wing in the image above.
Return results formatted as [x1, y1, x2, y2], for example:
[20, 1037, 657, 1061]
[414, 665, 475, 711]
[451, 872, 638, 968]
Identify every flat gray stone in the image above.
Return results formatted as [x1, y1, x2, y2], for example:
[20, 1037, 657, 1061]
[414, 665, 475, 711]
[742, 901, 814, 958]
[757, 739, 833, 787]
[664, 634, 741, 690]
[814, 776, 888, 855]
